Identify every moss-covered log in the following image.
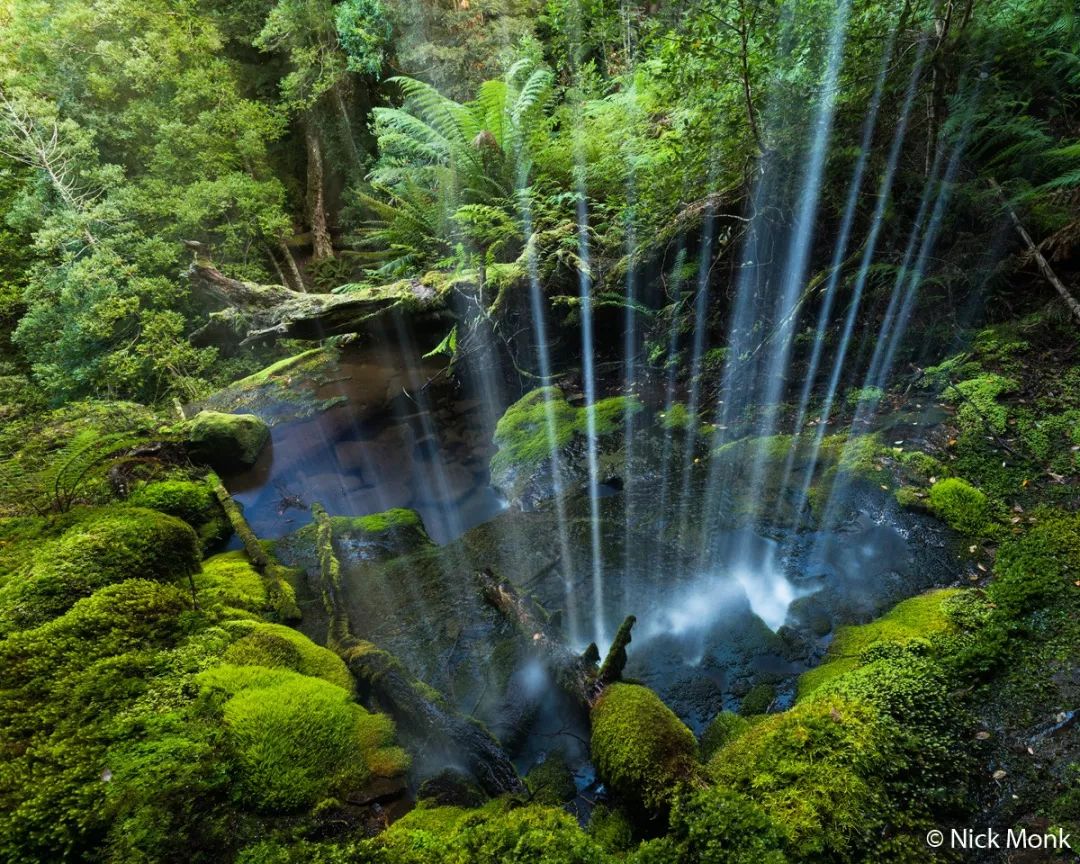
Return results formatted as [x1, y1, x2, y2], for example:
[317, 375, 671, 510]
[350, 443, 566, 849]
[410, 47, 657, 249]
[206, 471, 301, 621]
[187, 261, 453, 348]
[310, 505, 524, 796]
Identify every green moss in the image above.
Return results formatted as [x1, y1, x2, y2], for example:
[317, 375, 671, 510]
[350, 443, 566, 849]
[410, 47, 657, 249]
[232, 348, 328, 388]
[896, 450, 947, 484]
[351, 507, 424, 535]
[708, 695, 895, 860]
[588, 805, 635, 853]
[928, 477, 993, 535]
[738, 683, 776, 716]
[590, 683, 700, 813]
[198, 664, 408, 812]
[526, 751, 577, 805]
[988, 509, 1080, 616]
[184, 411, 269, 470]
[194, 550, 268, 615]
[223, 620, 354, 692]
[797, 589, 960, 700]
[667, 787, 788, 864]
[128, 478, 230, 549]
[942, 373, 1017, 434]
[700, 711, 751, 761]
[845, 386, 884, 408]
[490, 387, 644, 477]
[0, 506, 200, 632]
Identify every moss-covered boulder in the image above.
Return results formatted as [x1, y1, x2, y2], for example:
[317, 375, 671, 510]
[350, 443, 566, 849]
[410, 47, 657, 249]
[193, 550, 269, 616]
[590, 683, 700, 814]
[707, 695, 895, 860]
[222, 620, 354, 692]
[0, 507, 201, 632]
[198, 664, 408, 812]
[525, 751, 577, 805]
[490, 386, 644, 508]
[183, 411, 269, 471]
[127, 478, 231, 549]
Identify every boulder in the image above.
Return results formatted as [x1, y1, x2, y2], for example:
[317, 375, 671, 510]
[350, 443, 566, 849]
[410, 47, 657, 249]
[184, 411, 269, 471]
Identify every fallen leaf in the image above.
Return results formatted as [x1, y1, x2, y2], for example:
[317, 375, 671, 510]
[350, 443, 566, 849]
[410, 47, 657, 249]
[975, 731, 991, 740]
[992, 770, 1007, 781]
[977, 563, 988, 572]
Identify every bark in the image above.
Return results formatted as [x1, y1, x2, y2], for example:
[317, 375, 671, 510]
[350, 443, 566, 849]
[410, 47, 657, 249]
[186, 260, 452, 349]
[311, 506, 524, 796]
[305, 119, 335, 262]
[278, 238, 307, 293]
[991, 180, 1080, 325]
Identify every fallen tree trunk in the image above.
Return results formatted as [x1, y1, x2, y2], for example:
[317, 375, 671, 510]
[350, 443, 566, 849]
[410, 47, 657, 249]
[475, 566, 635, 708]
[187, 260, 453, 350]
[311, 506, 524, 796]
[991, 179, 1080, 325]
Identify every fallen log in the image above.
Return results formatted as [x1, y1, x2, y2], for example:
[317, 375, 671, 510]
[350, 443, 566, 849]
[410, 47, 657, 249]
[187, 260, 453, 349]
[475, 566, 635, 708]
[310, 505, 524, 796]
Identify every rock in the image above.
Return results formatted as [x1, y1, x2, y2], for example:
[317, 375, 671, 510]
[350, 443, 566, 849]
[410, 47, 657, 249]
[417, 769, 488, 808]
[412, 463, 476, 505]
[183, 411, 269, 471]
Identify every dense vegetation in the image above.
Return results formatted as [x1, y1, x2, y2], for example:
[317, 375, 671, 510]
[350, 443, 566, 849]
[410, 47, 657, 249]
[0, 0, 1077, 862]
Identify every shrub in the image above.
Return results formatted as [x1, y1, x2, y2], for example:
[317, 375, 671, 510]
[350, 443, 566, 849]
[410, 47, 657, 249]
[928, 478, 992, 535]
[590, 683, 700, 813]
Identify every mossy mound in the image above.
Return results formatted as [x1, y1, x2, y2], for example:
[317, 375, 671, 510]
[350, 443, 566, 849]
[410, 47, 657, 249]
[699, 711, 752, 761]
[590, 683, 700, 813]
[192, 550, 269, 615]
[928, 477, 993, 536]
[526, 752, 578, 805]
[489, 387, 644, 508]
[198, 664, 408, 812]
[988, 508, 1080, 616]
[222, 620, 354, 691]
[797, 588, 960, 699]
[127, 478, 231, 549]
[0, 506, 200, 632]
[707, 695, 895, 860]
[183, 411, 269, 471]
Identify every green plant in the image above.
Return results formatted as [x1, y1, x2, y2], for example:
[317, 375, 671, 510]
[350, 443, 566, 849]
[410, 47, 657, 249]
[928, 478, 993, 536]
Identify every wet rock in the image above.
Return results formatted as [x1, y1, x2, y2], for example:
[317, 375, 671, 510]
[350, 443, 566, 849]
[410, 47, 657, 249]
[183, 411, 269, 471]
[417, 769, 488, 808]
[412, 464, 476, 505]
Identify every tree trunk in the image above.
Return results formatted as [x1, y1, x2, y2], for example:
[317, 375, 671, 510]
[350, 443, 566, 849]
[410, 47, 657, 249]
[278, 238, 307, 293]
[305, 119, 334, 262]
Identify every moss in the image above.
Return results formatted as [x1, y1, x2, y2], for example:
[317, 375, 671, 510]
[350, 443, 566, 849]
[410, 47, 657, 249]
[588, 805, 635, 853]
[667, 787, 788, 864]
[738, 683, 776, 716]
[526, 751, 577, 805]
[928, 477, 993, 535]
[942, 373, 1017, 434]
[590, 683, 700, 813]
[377, 799, 609, 864]
[0, 506, 200, 632]
[197, 664, 408, 812]
[223, 620, 354, 692]
[658, 402, 712, 436]
[490, 387, 644, 478]
[700, 711, 751, 761]
[896, 449, 947, 484]
[988, 509, 1080, 616]
[845, 385, 884, 408]
[194, 550, 268, 615]
[127, 478, 230, 549]
[708, 695, 895, 860]
[184, 411, 269, 470]
[797, 589, 960, 700]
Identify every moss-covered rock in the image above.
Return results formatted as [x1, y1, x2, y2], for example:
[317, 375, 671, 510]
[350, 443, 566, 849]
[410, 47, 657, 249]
[797, 588, 960, 699]
[198, 664, 408, 812]
[193, 549, 268, 615]
[707, 695, 895, 860]
[489, 387, 644, 508]
[988, 508, 1080, 616]
[526, 751, 577, 805]
[127, 478, 231, 549]
[590, 683, 700, 814]
[222, 620, 354, 691]
[699, 711, 752, 761]
[183, 411, 269, 471]
[0, 506, 201, 632]
[928, 477, 993, 536]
